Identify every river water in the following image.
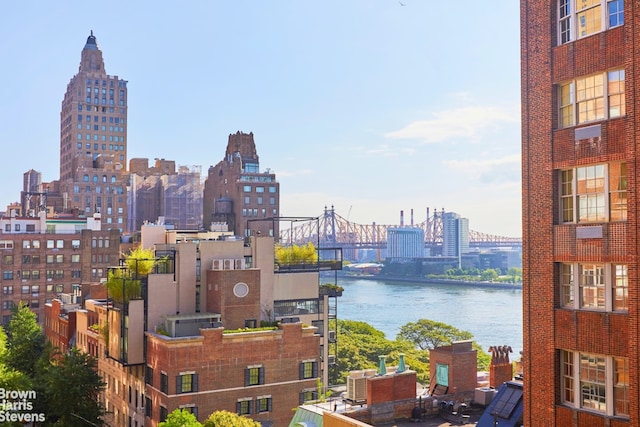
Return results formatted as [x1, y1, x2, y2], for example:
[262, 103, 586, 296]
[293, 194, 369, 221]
[336, 277, 523, 356]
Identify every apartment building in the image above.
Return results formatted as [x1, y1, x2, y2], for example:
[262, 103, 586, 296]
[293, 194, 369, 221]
[521, 1, 631, 425]
[203, 131, 280, 237]
[65, 223, 341, 426]
[0, 211, 119, 324]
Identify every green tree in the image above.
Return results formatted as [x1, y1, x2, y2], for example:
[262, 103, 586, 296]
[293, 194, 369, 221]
[40, 347, 106, 426]
[397, 319, 473, 351]
[5, 302, 45, 377]
[274, 242, 318, 265]
[202, 410, 261, 427]
[106, 247, 159, 302]
[336, 320, 429, 384]
[160, 409, 202, 427]
[0, 326, 31, 393]
[507, 267, 522, 282]
[480, 268, 500, 282]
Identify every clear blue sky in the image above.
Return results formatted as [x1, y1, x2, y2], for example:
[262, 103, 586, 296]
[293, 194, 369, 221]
[0, 1, 522, 237]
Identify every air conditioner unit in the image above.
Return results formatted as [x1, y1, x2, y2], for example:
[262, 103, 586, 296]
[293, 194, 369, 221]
[328, 330, 336, 342]
[346, 374, 368, 402]
[327, 355, 336, 365]
[212, 260, 222, 270]
[223, 259, 234, 270]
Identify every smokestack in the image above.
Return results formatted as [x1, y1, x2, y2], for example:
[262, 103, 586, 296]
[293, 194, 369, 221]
[400, 210, 404, 227]
[411, 209, 414, 226]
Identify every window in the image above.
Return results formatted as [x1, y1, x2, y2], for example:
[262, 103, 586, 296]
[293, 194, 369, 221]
[176, 373, 198, 394]
[160, 372, 168, 394]
[269, 186, 277, 193]
[46, 255, 54, 264]
[21, 285, 29, 294]
[145, 366, 153, 386]
[2, 286, 12, 295]
[560, 262, 627, 311]
[159, 406, 168, 423]
[236, 399, 252, 416]
[613, 265, 628, 311]
[243, 185, 251, 193]
[22, 255, 31, 264]
[3, 255, 12, 265]
[2, 301, 14, 311]
[3, 271, 13, 280]
[145, 396, 152, 418]
[71, 254, 80, 263]
[609, 0, 624, 27]
[608, 70, 625, 118]
[244, 196, 250, 205]
[557, 0, 624, 45]
[257, 396, 272, 413]
[559, 163, 626, 223]
[614, 357, 629, 416]
[299, 361, 318, 379]
[561, 350, 629, 416]
[559, 70, 625, 127]
[300, 390, 317, 404]
[245, 366, 264, 386]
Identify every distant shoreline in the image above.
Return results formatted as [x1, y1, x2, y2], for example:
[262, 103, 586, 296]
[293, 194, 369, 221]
[338, 274, 523, 290]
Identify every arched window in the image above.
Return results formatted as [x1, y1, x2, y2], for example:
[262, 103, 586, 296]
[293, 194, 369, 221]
[83, 174, 89, 182]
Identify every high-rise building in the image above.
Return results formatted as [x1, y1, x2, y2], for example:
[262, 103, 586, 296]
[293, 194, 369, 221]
[441, 212, 469, 257]
[521, 1, 631, 425]
[58, 32, 128, 231]
[127, 158, 203, 231]
[387, 227, 424, 260]
[203, 132, 279, 237]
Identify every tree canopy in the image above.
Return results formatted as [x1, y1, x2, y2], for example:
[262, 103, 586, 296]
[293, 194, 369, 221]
[203, 410, 261, 427]
[5, 302, 45, 377]
[159, 409, 202, 427]
[396, 319, 473, 351]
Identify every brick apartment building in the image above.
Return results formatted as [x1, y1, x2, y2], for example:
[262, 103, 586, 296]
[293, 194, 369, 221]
[57, 224, 341, 426]
[0, 211, 119, 325]
[203, 131, 280, 237]
[128, 158, 203, 231]
[521, 1, 633, 425]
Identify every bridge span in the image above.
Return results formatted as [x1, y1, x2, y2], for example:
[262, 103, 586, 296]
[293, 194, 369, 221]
[277, 206, 522, 251]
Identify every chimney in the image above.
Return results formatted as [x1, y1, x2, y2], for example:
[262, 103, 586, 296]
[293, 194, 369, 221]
[400, 211, 404, 227]
[378, 355, 387, 375]
[411, 209, 414, 226]
[397, 353, 406, 373]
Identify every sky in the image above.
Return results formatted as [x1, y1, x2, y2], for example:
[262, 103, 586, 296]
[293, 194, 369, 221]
[0, 1, 522, 237]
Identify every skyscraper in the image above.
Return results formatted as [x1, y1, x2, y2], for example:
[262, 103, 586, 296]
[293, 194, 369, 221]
[58, 32, 128, 231]
[521, 1, 631, 425]
[60, 32, 128, 179]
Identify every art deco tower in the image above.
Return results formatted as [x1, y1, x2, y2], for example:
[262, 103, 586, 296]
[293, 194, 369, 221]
[58, 32, 128, 231]
[60, 32, 127, 179]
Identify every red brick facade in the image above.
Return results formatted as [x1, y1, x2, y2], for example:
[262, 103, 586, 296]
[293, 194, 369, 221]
[145, 322, 320, 426]
[522, 1, 636, 425]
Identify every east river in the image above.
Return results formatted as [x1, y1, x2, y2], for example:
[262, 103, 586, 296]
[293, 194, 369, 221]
[335, 277, 523, 356]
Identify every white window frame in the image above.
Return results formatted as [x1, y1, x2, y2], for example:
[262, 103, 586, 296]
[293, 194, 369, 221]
[557, 0, 624, 45]
[561, 350, 629, 418]
[559, 163, 627, 224]
[558, 70, 624, 127]
[559, 262, 627, 312]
